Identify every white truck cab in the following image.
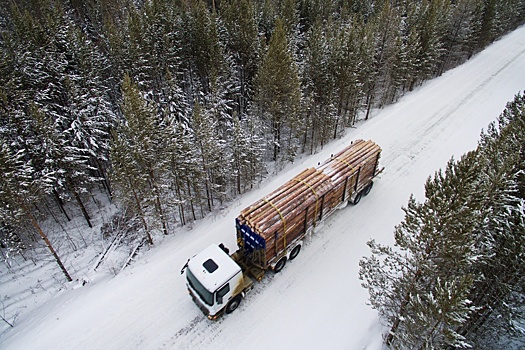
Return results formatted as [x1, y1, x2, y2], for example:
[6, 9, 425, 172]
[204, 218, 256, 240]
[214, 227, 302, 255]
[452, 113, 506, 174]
[185, 244, 247, 320]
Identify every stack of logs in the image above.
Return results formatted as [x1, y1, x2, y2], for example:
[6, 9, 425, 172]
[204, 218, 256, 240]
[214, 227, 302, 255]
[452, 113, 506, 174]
[237, 139, 381, 266]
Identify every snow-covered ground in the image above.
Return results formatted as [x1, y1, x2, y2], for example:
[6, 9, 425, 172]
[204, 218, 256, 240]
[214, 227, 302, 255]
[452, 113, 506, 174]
[2, 26, 525, 350]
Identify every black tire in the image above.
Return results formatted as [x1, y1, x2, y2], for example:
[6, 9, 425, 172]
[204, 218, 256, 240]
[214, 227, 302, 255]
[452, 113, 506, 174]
[274, 257, 287, 273]
[352, 192, 362, 205]
[289, 245, 301, 260]
[363, 182, 373, 196]
[225, 295, 242, 314]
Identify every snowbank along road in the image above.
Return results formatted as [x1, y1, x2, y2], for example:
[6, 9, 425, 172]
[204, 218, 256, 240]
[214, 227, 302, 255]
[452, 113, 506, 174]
[3, 25, 525, 350]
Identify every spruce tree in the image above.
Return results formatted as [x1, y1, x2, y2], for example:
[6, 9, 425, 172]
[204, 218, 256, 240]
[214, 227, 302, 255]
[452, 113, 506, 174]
[2, 2, 115, 225]
[416, 0, 448, 79]
[167, 123, 198, 225]
[61, 20, 116, 200]
[363, 1, 401, 117]
[329, 18, 367, 128]
[441, 0, 479, 70]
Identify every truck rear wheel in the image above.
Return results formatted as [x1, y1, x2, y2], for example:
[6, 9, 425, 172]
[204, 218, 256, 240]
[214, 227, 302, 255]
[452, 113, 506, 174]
[226, 295, 242, 314]
[274, 257, 287, 273]
[289, 245, 301, 260]
[352, 192, 362, 205]
[363, 182, 373, 196]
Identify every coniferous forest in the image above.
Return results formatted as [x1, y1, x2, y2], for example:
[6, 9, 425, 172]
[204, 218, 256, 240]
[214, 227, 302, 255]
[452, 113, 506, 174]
[0, 0, 525, 342]
[360, 92, 525, 348]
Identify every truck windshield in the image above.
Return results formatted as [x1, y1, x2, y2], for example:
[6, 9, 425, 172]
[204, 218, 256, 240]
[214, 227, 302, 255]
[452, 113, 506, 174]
[186, 268, 214, 306]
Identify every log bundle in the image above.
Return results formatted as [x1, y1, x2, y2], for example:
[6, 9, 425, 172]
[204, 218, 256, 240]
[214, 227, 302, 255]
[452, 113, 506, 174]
[236, 139, 382, 268]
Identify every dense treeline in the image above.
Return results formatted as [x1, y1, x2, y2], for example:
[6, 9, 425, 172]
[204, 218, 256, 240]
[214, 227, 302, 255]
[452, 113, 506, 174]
[360, 92, 525, 348]
[1, 0, 524, 279]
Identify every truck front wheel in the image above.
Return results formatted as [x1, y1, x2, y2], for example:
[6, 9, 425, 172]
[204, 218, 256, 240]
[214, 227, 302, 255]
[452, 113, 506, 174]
[226, 295, 242, 314]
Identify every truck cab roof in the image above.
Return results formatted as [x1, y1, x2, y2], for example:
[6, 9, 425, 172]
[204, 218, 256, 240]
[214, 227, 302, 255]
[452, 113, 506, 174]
[187, 244, 241, 292]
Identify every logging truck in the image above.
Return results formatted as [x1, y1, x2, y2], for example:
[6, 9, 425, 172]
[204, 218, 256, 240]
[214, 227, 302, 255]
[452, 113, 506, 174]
[182, 139, 383, 320]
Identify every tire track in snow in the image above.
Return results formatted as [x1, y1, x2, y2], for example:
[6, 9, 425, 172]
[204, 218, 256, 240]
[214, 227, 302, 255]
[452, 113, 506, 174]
[418, 42, 525, 144]
[382, 39, 525, 181]
[161, 273, 280, 349]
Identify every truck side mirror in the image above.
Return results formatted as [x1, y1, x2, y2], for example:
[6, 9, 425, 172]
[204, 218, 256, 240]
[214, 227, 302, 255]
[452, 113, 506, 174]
[217, 296, 223, 305]
[180, 258, 190, 275]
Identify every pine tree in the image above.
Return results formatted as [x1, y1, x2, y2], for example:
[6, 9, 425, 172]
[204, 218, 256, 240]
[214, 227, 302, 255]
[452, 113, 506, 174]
[330, 18, 368, 128]
[440, 0, 479, 70]
[192, 101, 227, 210]
[360, 153, 482, 349]
[220, 0, 260, 116]
[2, 1, 116, 226]
[398, 15, 423, 93]
[297, 0, 339, 32]
[229, 115, 265, 194]
[476, 0, 498, 49]
[302, 19, 337, 152]
[166, 122, 203, 225]
[460, 93, 525, 348]
[125, 0, 181, 95]
[362, 1, 400, 119]
[0, 138, 73, 281]
[111, 74, 170, 240]
[361, 93, 525, 349]
[416, 0, 449, 79]
[182, 0, 224, 95]
[28, 103, 95, 228]
[109, 129, 154, 245]
[254, 17, 302, 162]
[158, 69, 192, 128]
[127, 7, 154, 91]
[61, 19, 116, 200]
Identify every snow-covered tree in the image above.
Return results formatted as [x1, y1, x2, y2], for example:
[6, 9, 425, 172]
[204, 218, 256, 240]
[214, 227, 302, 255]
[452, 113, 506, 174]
[0, 138, 72, 281]
[302, 19, 337, 153]
[0, 2, 116, 227]
[360, 92, 525, 349]
[166, 122, 203, 225]
[110, 74, 170, 241]
[254, 17, 302, 162]
[361, 1, 400, 119]
[229, 115, 265, 194]
[440, 0, 479, 70]
[220, 0, 260, 116]
[1, 0, 524, 289]
[360, 152, 482, 349]
[460, 93, 525, 348]
[57, 18, 116, 202]
[181, 0, 224, 96]
[192, 101, 228, 210]
[109, 129, 154, 246]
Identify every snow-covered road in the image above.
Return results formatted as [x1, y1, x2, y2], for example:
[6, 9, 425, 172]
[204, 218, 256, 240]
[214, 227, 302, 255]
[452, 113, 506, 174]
[3, 26, 525, 350]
